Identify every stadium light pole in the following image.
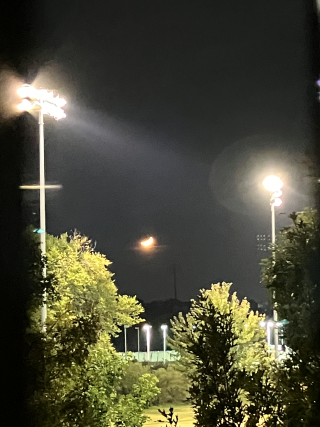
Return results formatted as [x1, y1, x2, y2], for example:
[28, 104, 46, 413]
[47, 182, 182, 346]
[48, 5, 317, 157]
[124, 325, 129, 354]
[143, 324, 152, 361]
[161, 324, 168, 363]
[135, 326, 140, 354]
[17, 84, 66, 330]
[263, 175, 283, 359]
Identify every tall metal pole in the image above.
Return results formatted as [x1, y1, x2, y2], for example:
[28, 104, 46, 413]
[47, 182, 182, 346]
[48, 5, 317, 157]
[271, 203, 279, 359]
[135, 327, 140, 353]
[39, 106, 47, 330]
[146, 326, 150, 360]
[124, 326, 128, 354]
[163, 327, 167, 363]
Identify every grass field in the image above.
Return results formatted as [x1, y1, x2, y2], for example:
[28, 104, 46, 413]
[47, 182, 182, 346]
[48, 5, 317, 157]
[144, 404, 194, 427]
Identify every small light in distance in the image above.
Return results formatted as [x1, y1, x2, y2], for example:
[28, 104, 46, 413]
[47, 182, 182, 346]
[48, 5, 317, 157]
[140, 236, 154, 248]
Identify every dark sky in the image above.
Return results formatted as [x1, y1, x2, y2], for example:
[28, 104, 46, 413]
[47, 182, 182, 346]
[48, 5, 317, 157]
[23, 1, 314, 303]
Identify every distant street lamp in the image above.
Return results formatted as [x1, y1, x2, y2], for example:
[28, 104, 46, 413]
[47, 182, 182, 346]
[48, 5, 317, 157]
[263, 175, 283, 359]
[135, 326, 140, 353]
[17, 84, 67, 330]
[143, 324, 152, 361]
[161, 324, 168, 363]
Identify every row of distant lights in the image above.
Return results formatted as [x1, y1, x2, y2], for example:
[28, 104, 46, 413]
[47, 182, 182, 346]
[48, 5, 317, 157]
[142, 324, 167, 332]
[17, 84, 67, 120]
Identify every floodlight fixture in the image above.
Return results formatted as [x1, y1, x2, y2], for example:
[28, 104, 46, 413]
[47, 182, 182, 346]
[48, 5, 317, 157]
[17, 84, 67, 120]
[263, 175, 283, 193]
[272, 198, 282, 207]
[143, 324, 152, 361]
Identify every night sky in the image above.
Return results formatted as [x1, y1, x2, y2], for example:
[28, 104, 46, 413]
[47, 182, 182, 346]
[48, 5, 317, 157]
[22, 1, 314, 303]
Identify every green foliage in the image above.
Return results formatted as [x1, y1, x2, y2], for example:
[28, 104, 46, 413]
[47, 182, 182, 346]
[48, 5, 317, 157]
[26, 230, 159, 427]
[170, 283, 268, 376]
[45, 232, 143, 336]
[152, 364, 189, 405]
[242, 362, 285, 427]
[117, 360, 151, 395]
[261, 209, 320, 426]
[117, 361, 189, 405]
[170, 283, 273, 427]
[113, 373, 160, 427]
[261, 209, 319, 355]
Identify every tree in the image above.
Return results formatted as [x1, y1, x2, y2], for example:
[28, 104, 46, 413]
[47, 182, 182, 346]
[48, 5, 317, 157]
[170, 283, 273, 427]
[45, 232, 143, 335]
[170, 283, 267, 376]
[26, 230, 159, 427]
[151, 364, 189, 405]
[261, 209, 320, 426]
[261, 209, 320, 356]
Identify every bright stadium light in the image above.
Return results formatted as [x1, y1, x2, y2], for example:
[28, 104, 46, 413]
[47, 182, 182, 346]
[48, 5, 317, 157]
[263, 174, 284, 360]
[143, 324, 152, 361]
[17, 83, 67, 330]
[17, 84, 37, 99]
[263, 175, 283, 193]
[17, 84, 67, 120]
[161, 324, 168, 363]
[17, 98, 33, 111]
